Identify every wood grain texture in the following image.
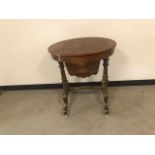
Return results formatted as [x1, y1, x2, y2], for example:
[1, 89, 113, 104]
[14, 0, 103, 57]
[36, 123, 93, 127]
[48, 37, 116, 77]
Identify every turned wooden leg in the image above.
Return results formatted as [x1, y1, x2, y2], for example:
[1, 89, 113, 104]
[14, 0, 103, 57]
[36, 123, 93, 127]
[58, 62, 69, 116]
[102, 58, 109, 116]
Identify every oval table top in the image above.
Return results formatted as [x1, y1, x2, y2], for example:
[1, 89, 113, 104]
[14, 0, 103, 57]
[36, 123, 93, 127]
[48, 37, 116, 63]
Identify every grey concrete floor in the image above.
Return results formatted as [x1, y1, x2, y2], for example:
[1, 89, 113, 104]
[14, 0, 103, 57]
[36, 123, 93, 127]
[0, 85, 155, 135]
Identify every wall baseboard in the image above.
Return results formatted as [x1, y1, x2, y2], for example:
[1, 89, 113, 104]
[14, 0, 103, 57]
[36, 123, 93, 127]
[0, 79, 155, 91]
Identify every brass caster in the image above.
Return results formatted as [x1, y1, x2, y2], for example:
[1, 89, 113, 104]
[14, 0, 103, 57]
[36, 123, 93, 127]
[64, 114, 68, 118]
[62, 108, 68, 117]
[105, 114, 109, 117]
[104, 108, 109, 117]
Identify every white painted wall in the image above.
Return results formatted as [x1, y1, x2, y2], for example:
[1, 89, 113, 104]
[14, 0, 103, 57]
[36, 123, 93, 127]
[0, 19, 155, 86]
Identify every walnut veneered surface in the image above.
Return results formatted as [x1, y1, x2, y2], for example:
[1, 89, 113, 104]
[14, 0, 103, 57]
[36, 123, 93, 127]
[48, 37, 116, 77]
